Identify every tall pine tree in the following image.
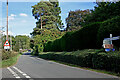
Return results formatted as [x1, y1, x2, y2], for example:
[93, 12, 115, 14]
[31, 0, 64, 52]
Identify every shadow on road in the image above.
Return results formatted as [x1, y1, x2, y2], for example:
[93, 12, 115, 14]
[22, 52, 48, 61]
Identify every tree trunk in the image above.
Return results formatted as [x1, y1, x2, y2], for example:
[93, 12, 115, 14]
[40, 14, 42, 29]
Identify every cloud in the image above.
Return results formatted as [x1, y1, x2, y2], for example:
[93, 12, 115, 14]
[20, 13, 28, 17]
[11, 14, 16, 17]
[8, 14, 16, 21]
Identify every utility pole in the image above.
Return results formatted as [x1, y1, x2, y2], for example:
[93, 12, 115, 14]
[4, 0, 10, 51]
[6, 0, 8, 41]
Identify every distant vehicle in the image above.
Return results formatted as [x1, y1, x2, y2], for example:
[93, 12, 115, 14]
[28, 49, 31, 52]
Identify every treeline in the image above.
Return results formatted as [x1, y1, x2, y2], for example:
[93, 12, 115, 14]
[44, 2, 120, 52]
[2, 35, 30, 51]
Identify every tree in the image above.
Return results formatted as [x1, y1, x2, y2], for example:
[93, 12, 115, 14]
[84, 2, 120, 24]
[14, 35, 30, 51]
[31, 0, 63, 36]
[32, 1, 53, 30]
[66, 9, 90, 31]
[49, 0, 62, 28]
[31, 0, 64, 53]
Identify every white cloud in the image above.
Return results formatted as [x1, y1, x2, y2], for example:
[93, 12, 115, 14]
[8, 14, 16, 21]
[20, 13, 28, 17]
[11, 14, 16, 17]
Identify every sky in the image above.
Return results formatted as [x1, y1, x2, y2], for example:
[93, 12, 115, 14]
[1, 0, 97, 2]
[1, 1, 96, 37]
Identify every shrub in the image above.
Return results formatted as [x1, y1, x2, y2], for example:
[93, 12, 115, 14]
[2, 50, 18, 60]
[39, 50, 120, 73]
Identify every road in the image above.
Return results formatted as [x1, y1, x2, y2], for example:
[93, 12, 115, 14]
[2, 52, 120, 80]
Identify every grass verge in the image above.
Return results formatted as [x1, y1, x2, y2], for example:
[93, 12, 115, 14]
[0, 54, 21, 68]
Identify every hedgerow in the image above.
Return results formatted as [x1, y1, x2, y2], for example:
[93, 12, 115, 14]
[44, 16, 120, 52]
[39, 49, 120, 73]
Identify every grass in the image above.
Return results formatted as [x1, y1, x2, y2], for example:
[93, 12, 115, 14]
[0, 54, 21, 68]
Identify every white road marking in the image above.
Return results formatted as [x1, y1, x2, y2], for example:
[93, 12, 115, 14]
[23, 73, 27, 76]
[7, 67, 20, 78]
[12, 66, 31, 78]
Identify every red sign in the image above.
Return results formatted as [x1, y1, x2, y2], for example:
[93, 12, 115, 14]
[104, 44, 113, 49]
[4, 40, 10, 46]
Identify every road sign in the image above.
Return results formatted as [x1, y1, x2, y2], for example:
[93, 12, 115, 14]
[4, 40, 10, 49]
[110, 34, 112, 38]
[110, 36, 120, 40]
[104, 36, 120, 40]
[103, 34, 120, 52]
[103, 44, 113, 49]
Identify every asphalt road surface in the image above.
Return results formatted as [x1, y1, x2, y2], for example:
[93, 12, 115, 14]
[2, 52, 120, 80]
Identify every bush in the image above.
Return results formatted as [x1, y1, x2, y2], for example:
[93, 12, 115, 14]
[2, 50, 18, 60]
[39, 50, 120, 73]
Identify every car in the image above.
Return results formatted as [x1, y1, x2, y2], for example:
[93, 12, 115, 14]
[28, 49, 31, 52]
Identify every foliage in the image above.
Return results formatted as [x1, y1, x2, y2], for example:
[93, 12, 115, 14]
[1, 35, 30, 51]
[66, 9, 90, 31]
[14, 35, 30, 51]
[44, 22, 101, 52]
[31, 0, 62, 36]
[33, 1, 120, 53]
[1, 49, 18, 60]
[32, 30, 64, 54]
[39, 49, 120, 74]
[0, 52, 20, 68]
[84, 2, 120, 25]
[31, 0, 64, 53]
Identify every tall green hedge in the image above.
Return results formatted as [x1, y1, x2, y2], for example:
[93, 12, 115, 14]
[44, 22, 101, 52]
[44, 16, 120, 52]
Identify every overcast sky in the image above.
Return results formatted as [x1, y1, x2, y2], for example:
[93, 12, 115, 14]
[1, 1, 96, 37]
